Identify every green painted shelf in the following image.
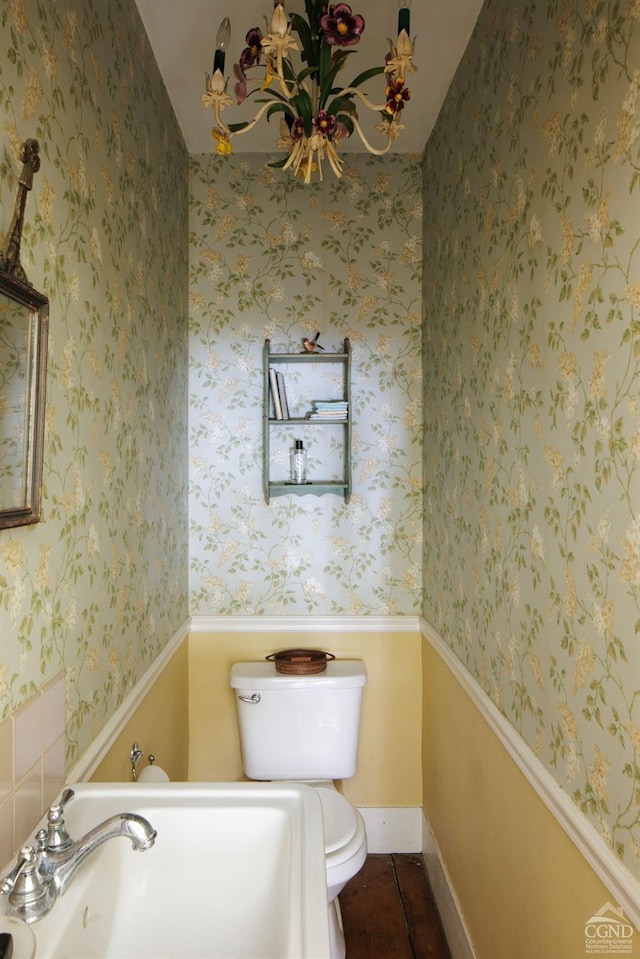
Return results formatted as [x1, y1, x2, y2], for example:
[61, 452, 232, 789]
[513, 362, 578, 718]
[263, 338, 352, 504]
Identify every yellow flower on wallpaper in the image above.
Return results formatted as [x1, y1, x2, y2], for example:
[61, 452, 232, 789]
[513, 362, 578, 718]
[560, 212, 574, 262]
[216, 214, 237, 241]
[623, 281, 640, 307]
[2, 540, 23, 575]
[589, 350, 610, 400]
[22, 66, 43, 119]
[86, 649, 99, 672]
[542, 111, 562, 153]
[615, 68, 640, 158]
[36, 544, 51, 589]
[591, 745, 612, 802]
[572, 641, 595, 693]
[620, 517, 640, 584]
[529, 653, 544, 689]
[571, 262, 593, 329]
[557, 351, 577, 380]
[63, 8, 78, 53]
[10, 0, 27, 36]
[559, 701, 579, 742]
[543, 446, 565, 487]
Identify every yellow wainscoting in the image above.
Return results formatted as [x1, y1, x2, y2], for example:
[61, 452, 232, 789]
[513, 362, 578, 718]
[91, 637, 189, 783]
[188, 629, 423, 809]
[421, 638, 637, 959]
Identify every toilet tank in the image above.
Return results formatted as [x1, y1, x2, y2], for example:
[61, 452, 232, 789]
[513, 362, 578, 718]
[230, 661, 367, 781]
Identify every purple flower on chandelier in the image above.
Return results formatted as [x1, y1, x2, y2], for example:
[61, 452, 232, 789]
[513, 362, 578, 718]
[291, 117, 306, 141]
[385, 76, 411, 115]
[239, 27, 263, 70]
[234, 63, 248, 103]
[233, 27, 264, 104]
[319, 3, 365, 47]
[312, 110, 337, 138]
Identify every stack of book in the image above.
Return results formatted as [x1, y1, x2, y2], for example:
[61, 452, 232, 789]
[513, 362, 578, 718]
[308, 401, 349, 420]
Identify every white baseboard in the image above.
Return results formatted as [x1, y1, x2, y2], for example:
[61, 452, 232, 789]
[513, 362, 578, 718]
[356, 805, 477, 957]
[422, 811, 477, 959]
[357, 806, 423, 853]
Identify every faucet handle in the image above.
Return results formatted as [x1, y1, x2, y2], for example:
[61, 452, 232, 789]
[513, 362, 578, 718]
[0, 845, 56, 921]
[0, 845, 35, 895]
[52, 786, 75, 813]
[44, 788, 75, 851]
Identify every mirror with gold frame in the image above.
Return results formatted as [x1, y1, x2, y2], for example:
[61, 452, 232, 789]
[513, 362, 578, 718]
[0, 138, 48, 528]
[0, 269, 48, 527]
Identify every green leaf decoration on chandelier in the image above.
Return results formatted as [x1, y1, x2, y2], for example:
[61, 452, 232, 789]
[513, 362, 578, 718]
[290, 12, 316, 66]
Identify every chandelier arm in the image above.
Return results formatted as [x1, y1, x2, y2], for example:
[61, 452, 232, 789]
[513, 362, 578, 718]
[213, 100, 232, 136]
[349, 114, 395, 156]
[338, 86, 389, 114]
[275, 51, 298, 100]
[222, 99, 282, 138]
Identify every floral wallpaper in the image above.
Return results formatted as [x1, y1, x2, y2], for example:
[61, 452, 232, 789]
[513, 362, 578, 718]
[189, 153, 422, 615]
[0, 0, 189, 764]
[422, 0, 640, 878]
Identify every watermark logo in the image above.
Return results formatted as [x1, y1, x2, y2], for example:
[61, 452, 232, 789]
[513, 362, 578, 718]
[585, 902, 634, 955]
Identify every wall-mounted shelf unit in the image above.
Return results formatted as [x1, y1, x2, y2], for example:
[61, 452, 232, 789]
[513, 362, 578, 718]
[263, 338, 351, 503]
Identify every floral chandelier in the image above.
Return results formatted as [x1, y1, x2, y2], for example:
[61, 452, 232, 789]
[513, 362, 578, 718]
[201, 1, 416, 183]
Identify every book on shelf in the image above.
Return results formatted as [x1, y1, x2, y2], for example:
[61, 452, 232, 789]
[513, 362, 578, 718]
[308, 413, 349, 419]
[269, 368, 283, 419]
[276, 371, 290, 418]
[269, 368, 290, 419]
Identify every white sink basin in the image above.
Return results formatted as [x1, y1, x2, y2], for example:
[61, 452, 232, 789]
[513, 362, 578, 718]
[24, 782, 330, 959]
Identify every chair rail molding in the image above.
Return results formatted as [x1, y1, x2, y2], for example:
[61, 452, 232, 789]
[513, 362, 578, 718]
[191, 615, 421, 632]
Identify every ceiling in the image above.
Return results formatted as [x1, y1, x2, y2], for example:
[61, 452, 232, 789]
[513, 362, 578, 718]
[134, 0, 484, 155]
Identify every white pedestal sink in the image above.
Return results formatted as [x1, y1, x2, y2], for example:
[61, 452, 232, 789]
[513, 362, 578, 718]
[13, 781, 330, 959]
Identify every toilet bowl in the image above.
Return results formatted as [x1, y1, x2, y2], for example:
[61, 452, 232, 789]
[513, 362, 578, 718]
[230, 660, 368, 959]
[312, 781, 367, 959]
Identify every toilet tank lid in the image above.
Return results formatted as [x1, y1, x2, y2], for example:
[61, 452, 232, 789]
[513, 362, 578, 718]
[230, 660, 367, 690]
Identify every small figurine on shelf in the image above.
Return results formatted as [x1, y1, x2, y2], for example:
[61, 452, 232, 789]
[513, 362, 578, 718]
[302, 331, 324, 353]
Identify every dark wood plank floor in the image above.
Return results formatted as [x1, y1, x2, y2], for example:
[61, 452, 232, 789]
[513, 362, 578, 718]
[340, 854, 452, 959]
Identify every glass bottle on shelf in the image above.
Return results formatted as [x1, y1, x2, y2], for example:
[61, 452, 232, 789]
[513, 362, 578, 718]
[290, 439, 307, 484]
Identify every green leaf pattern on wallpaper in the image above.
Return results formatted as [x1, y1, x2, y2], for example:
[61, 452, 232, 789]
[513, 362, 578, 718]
[0, 0, 189, 763]
[189, 155, 423, 615]
[423, 0, 640, 873]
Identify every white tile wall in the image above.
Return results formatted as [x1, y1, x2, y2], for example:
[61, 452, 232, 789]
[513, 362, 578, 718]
[0, 672, 66, 871]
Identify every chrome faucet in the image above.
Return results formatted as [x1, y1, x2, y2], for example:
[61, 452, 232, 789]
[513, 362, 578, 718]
[37, 791, 157, 897]
[0, 789, 157, 923]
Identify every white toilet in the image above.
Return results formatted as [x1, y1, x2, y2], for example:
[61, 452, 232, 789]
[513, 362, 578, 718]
[230, 660, 368, 959]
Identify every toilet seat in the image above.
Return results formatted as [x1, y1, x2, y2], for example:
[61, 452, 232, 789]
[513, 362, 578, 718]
[298, 781, 366, 869]
[315, 784, 359, 854]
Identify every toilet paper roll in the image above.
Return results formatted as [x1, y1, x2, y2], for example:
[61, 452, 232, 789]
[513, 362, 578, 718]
[137, 763, 170, 783]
